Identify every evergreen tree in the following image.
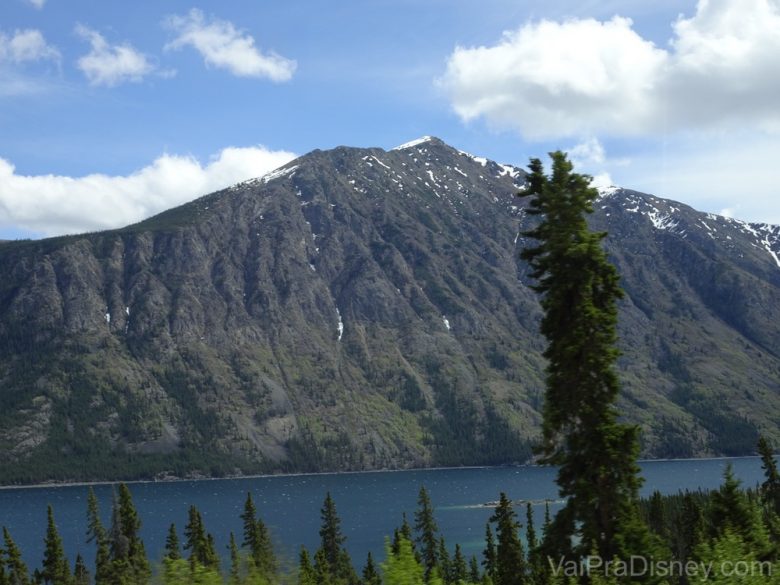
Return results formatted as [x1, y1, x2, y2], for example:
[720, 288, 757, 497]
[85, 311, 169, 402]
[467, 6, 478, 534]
[677, 492, 704, 562]
[362, 553, 381, 585]
[468, 556, 480, 584]
[42, 505, 71, 585]
[437, 538, 450, 585]
[489, 494, 525, 585]
[317, 492, 356, 585]
[415, 486, 439, 581]
[240, 493, 276, 578]
[524, 504, 537, 552]
[3, 527, 30, 585]
[299, 547, 317, 585]
[165, 524, 181, 561]
[113, 484, 150, 584]
[451, 545, 467, 584]
[228, 533, 240, 585]
[708, 465, 771, 557]
[647, 491, 668, 540]
[85, 489, 111, 585]
[758, 436, 780, 515]
[524, 504, 543, 585]
[481, 524, 496, 581]
[108, 489, 130, 579]
[205, 534, 219, 571]
[520, 152, 655, 564]
[399, 515, 414, 551]
[381, 537, 431, 585]
[313, 549, 333, 585]
[184, 505, 218, 571]
[72, 555, 89, 585]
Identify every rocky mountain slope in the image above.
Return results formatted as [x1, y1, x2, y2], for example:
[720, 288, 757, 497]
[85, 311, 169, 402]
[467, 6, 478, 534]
[0, 137, 778, 484]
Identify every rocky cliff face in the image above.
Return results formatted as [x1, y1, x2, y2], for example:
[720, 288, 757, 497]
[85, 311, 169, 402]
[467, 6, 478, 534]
[0, 137, 778, 483]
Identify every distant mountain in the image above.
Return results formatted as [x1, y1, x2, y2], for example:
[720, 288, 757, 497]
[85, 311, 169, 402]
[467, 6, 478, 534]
[0, 136, 778, 484]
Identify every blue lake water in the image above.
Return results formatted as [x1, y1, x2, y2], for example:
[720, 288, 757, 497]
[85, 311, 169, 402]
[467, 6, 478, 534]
[0, 458, 765, 572]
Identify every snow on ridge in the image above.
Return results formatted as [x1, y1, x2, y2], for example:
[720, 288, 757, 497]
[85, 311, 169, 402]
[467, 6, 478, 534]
[596, 185, 621, 198]
[260, 164, 299, 184]
[392, 136, 434, 150]
[457, 148, 488, 166]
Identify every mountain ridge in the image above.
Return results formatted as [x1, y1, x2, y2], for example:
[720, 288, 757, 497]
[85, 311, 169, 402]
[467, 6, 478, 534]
[0, 137, 778, 484]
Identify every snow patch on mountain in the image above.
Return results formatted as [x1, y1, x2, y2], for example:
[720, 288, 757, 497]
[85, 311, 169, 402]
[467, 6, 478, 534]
[392, 136, 434, 150]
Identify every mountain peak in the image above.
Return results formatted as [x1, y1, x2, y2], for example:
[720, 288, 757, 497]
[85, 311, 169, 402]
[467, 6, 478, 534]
[391, 136, 440, 150]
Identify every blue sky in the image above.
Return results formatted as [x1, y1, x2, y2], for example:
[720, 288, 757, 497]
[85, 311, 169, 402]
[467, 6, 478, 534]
[1, 0, 778, 238]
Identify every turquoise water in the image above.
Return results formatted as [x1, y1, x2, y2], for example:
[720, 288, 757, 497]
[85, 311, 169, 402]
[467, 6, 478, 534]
[0, 458, 764, 572]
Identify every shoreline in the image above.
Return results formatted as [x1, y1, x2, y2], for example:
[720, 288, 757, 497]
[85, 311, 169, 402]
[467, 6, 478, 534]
[0, 455, 762, 492]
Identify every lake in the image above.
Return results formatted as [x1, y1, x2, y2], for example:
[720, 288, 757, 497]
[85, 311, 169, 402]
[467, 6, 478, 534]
[0, 457, 765, 572]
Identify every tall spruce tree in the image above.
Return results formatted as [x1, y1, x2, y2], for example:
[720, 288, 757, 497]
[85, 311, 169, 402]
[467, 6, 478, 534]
[758, 436, 780, 515]
[318, 493, 357, 585]
[85, 488, 111, 585]
[708, 465, 771, 557]
[184, 505, 217, 571]
[240, 493, 276, 577]
[677, 492, 704, 562]
[362, 553, 381, 585]
[519, 152, 656, 564]
[482, 524, 496, 581]
[468, 556, 480, 584]
[42, 505, 71, 585]
[165, 524, 181, 561]
[299, 547, 317, 585]
[116, 484, 150, 584]
[72, 555, 89, 585]
[3, 527, 30, 585]
[228, 533, 240, 585]
[489, 494, 525, 585]
[415, 487, 439, 581]
[437, 538, 450, 585]
[524, 503, 543, 585]
[451, 545, 467, 584]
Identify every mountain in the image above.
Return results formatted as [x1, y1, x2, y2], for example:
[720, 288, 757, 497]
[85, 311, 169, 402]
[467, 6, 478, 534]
[0, 137, 778, 484]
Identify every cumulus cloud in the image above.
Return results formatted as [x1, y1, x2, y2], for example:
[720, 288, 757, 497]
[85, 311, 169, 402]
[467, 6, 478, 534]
[0, 29, 60, 64]
[75, 24, 155, 87]
[0, 146, 296, 237]
[164, 8, 296, 81]
[440, 0, 780, 139]
[568, 137, 607, 167]
[566, 137, 630, 190]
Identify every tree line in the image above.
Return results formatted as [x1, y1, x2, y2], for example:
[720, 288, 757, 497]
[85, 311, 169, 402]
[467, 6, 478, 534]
[2, 453, 780, 585]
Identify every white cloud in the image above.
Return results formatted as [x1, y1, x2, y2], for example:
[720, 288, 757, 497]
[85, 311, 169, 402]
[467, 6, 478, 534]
[26, 0, 45, 9]
[0, 29, 60, 64]
[0, 146, 296, 237]
[75, 25, 154, 87]
[568, 137, 607, 167]
[164, 9, 296, 82]
[440, 0, 780, 139]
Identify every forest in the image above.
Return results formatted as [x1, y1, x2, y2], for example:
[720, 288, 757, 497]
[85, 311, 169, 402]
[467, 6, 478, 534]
[1, 456, 780, 585]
